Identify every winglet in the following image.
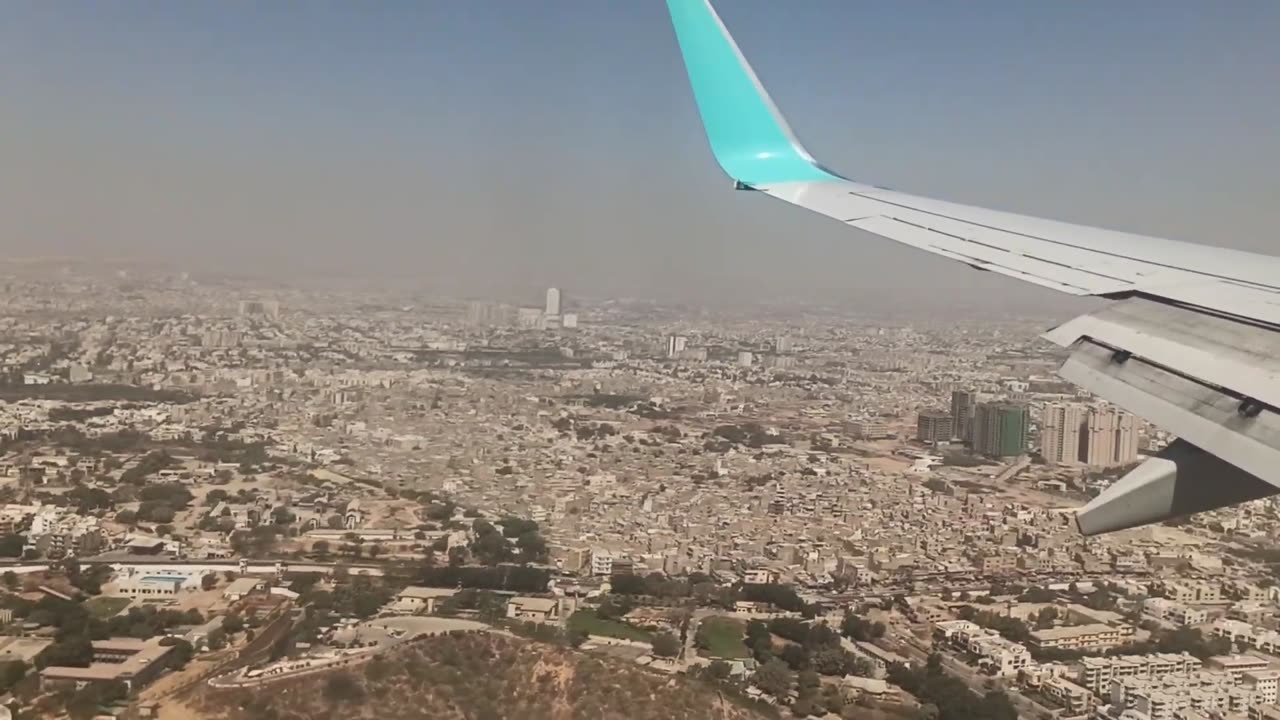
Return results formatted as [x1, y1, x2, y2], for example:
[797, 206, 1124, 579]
[665, 0, 842, 187]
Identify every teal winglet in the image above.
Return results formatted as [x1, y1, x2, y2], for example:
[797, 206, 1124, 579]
[665, 0, 842, 186]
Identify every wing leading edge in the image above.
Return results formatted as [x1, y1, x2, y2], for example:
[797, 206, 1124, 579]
[665, 0, 1280, 533]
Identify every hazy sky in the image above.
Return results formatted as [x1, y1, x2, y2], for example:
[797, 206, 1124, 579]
[4, 1, 1279, 308]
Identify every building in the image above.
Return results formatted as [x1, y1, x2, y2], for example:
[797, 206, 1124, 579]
[665, 335, 688, 359]
[1078, 653, 1200, 696]
[1244, 669, 1280, 705]
[591, 548, 614, 576]
[950, 390, 978, 443]
[0, 636, 54, 664]
[1159, 581, 1221, 603]
[201, 330, 242, 349]
[506, 597, 560, 623]
[1082, 405, 1141, 468]
[390, 586, 459, 615]
[975, 553, 1017, 575]
[850, 419, 892, 440]
[1142, 597, 1207, 627]
[517, 307, 544, 329]
[41, 638, 176, 693]
[1043, 677, 1093, 714]
[1041, 402, 1087, 465]
[238, 299, 280, 320]
[466, 301, 514, 326]
[223, 577, 265, 601]
[1028, 623, 1131, 652]
[1206, 655, 1271, 683]
[774, 336, 793, 354]
[849, 641, 909, 680]
[916, 411, 954, 446]
[973, 402, 1029, 458]
[933, 620, 1030, 677]
[736, 351, 754, 367]
[1110, 672, 1254, 720]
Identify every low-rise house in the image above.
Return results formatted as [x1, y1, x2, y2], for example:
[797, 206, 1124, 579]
[506, 596, 560, 623]
[389, 586, 458, 615]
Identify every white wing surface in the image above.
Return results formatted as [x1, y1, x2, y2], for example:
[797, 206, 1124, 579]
[666, 0, 1280, 533]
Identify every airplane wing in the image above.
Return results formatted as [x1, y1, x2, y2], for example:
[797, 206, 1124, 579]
[665, 0, 1280, 534]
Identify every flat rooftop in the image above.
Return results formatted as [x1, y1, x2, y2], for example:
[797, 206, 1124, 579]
[0, 635, 54, 663]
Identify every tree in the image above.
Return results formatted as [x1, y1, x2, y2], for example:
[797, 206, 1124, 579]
[651, 632, 681, 658]
[791, 694, 818, 718]
[706, 659, 732, 680]
[516, 531, 548, 563]
[781, 643, 811, 671]
[2, 570, 18, 590]
[223, 614, 245, 634]
[323, 671, 366, 704]
[1035, 607, 1058, 630]
[159, 637, 194, 668]
[39, 634, 94, 667]
[755, 658, 794, 699]
[313, 540, 331, 557]
[206, 627, 227, 650]
[201, 573, 217, 591]
[0, 535, 25, 558]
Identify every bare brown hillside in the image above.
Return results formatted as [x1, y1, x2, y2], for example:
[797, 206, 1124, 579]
[185, 632, 775, 720]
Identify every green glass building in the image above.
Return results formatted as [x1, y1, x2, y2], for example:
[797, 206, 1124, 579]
[973, 402, 1029, 458]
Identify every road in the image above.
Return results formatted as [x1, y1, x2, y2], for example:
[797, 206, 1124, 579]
[994, 456, 1033, 483]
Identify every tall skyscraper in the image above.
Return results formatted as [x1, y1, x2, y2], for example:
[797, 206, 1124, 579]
[545, 287, 561, 317]
[950, 390, 978, 443]
[666, 335, 688, 358]
[774, 336, 794, 354]
[916, 411, 954, 446]
[1083, 406, 1141, 468]
[973, 402, 1029, 458]
[1041, 402, 1087, 465]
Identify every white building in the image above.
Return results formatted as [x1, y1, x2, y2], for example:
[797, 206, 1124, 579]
[591, 549, 614, 577]
[1143, 597, 1208, 626]
[1244, 669, 1280, 706]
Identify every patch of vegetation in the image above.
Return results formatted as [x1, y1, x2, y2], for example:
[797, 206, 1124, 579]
[568, 609, 653, 642]
[193, 632, 771, 720]
[83, 596, 131, 620]
[0, 383, 194, 403]
[695, 616, 749, 659]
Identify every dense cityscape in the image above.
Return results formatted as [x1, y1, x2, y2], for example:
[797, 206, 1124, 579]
[0, 265, 1275, 720]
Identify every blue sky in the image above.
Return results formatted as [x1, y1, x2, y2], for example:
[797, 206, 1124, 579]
[3, 1, 1278, 309]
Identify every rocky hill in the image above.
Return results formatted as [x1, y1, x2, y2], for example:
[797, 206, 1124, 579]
[183, 631, 775, 720]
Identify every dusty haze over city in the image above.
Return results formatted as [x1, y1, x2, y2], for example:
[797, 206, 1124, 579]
[3, 2, 1280, 720]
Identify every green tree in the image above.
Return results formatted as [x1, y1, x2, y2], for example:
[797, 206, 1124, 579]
[0, 535, 25, 558]
[755, 658, 794, 699]
[159, 637, 194, 668]
[651, 632, 681, 658]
